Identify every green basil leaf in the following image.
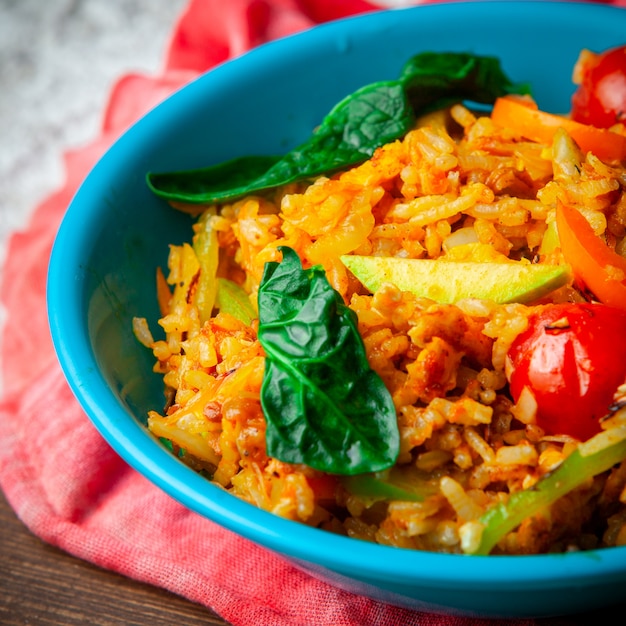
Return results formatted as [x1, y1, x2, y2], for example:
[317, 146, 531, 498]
[257, 247, 399, 475]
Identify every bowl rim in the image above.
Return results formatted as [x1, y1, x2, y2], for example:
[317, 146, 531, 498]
[47, 0, 626, 592]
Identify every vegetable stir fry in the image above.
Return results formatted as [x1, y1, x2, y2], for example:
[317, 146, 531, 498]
[135, 49, 626, 555]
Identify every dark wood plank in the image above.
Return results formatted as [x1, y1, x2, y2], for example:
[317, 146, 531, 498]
[0, 489, 229, 626]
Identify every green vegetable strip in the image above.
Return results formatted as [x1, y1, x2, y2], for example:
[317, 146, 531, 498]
[146, 52, 527, 205]
[257, 247, 399, 475]
[192, 209, 219, 323]
[215, 277, 256, 325]
[467, 430, 626, 556]
[342, 469, 439, 503]
[342, 474, 425, 502]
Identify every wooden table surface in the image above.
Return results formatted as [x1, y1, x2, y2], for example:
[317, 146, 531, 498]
[0, 488, 229, 626]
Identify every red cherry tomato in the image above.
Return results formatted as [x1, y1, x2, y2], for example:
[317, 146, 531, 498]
[506, 303, 626, 441]
[571, 45, 626, 128]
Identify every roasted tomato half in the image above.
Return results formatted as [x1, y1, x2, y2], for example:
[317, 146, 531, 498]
[506, 303, 626, 441]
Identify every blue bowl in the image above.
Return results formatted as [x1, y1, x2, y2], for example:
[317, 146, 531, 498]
[48, 1, 626, 618]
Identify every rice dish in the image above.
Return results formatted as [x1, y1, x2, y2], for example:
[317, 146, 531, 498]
[134, 95, 626, 556]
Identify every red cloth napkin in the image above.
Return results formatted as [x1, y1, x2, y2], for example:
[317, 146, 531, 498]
[1, 1, 624, 625]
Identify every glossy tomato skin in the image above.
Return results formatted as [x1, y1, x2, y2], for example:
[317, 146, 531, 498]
[571, 45, 626, 128]
[507, 303, 626, 441]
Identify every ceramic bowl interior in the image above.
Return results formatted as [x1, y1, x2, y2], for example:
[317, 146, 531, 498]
[48, 1, 626, 618]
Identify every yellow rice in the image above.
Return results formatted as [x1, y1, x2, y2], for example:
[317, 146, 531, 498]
[135, 103, 626, 555]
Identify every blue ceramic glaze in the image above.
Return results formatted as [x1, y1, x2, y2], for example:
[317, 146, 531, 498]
[48, 2, 626, 618]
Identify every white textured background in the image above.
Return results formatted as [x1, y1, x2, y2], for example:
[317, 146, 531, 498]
[0, 0, 187, 267]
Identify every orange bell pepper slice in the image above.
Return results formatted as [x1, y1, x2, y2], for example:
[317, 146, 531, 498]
[555, 202, 626, 310]
[491, 96, 626, 162]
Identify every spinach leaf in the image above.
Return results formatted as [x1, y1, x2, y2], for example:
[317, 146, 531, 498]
[258, 82, 412, 184]
[147, 52, 525, 205]
[257, 247, 399, 475]
[147, 82, 411, 205]
[400, 51, 529, 114]
[147, 155, 282, 205]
